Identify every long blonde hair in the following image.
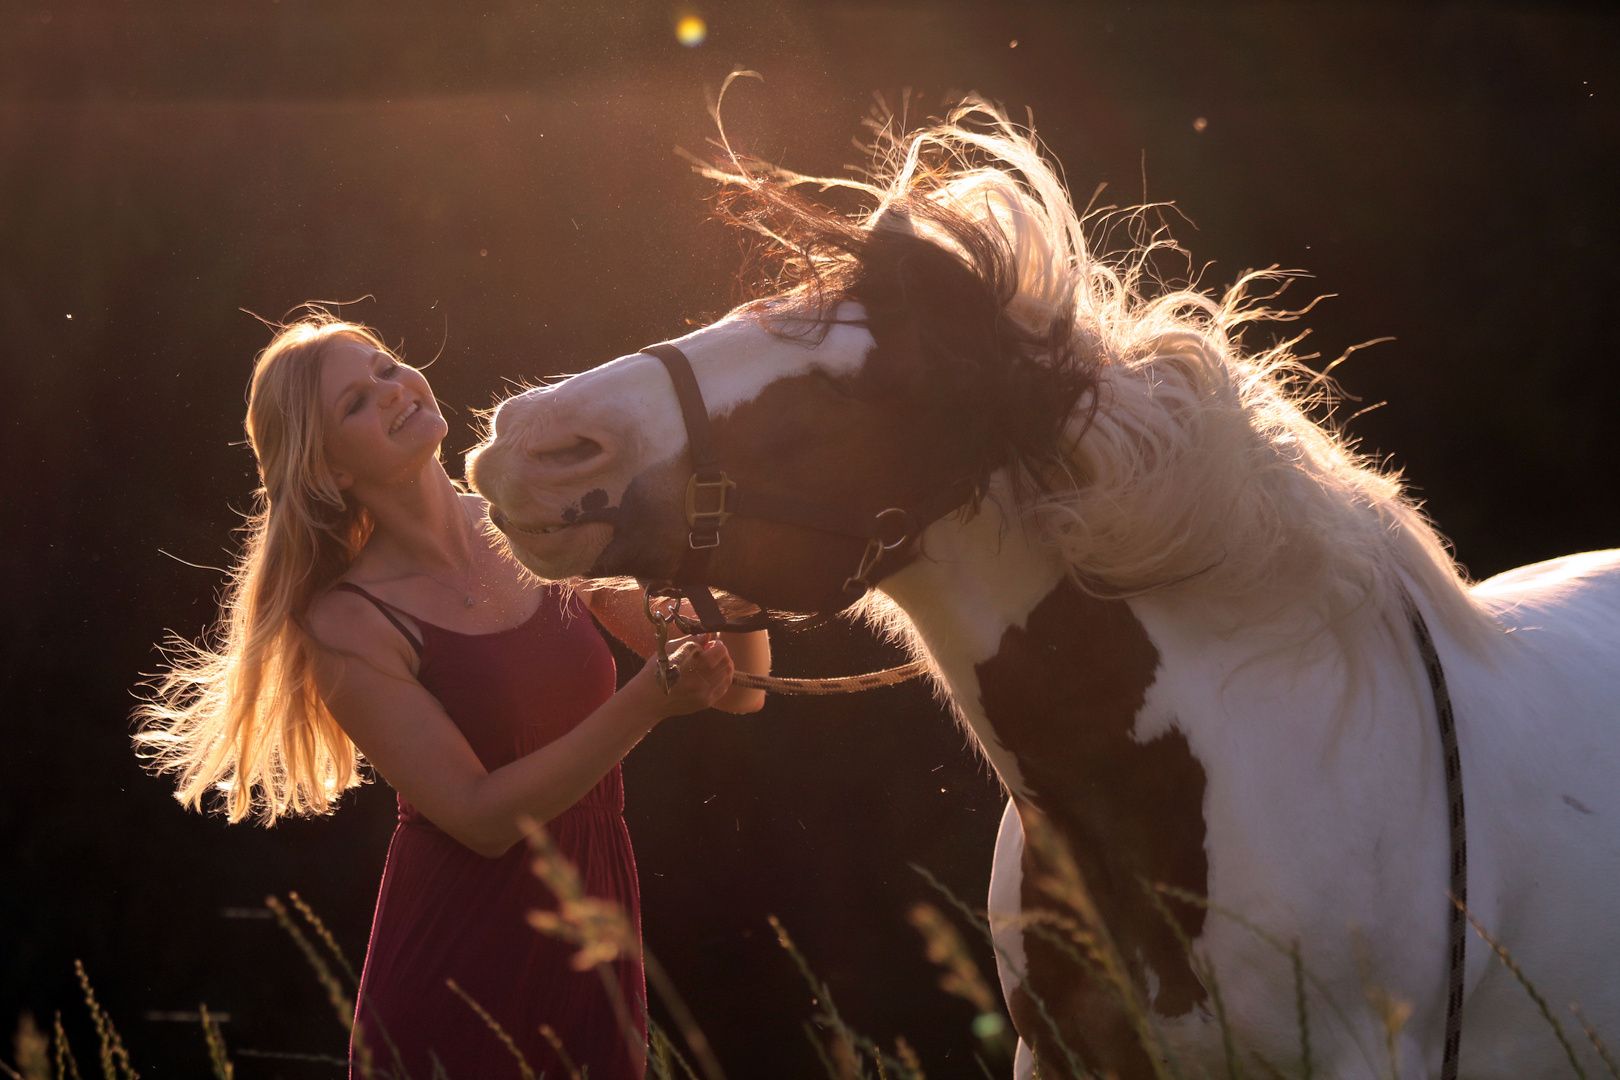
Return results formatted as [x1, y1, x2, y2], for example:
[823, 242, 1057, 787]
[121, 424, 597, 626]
[134, 313, 396, 824]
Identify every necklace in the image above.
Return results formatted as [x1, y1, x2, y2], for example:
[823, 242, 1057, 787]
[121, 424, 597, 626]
[415, 498, 479, 607]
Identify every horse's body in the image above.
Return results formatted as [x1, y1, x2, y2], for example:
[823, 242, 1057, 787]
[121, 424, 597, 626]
[468, 106, 1620, 1077]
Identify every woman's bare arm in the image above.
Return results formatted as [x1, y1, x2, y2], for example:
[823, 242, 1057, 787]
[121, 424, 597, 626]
[582, 583, 769, 714]
[308, 589, 733, 858]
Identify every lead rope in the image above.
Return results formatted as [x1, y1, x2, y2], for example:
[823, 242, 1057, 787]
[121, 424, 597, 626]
[730, 662, 930, 696]
[1408, 601, 1467, 1080]
[643, 592, 929, 696]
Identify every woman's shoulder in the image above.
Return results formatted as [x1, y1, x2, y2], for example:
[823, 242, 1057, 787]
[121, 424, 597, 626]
[308, 581, 422, 662]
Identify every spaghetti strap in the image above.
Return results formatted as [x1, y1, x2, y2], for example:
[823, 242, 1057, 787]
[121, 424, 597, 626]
[333, 582, 424, 657]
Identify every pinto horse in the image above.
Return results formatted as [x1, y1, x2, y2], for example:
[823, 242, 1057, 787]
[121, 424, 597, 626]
[469, 104, 1620, 1079]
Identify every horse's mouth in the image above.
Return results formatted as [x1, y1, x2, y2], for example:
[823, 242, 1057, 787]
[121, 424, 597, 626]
[488, 505, 572, 536]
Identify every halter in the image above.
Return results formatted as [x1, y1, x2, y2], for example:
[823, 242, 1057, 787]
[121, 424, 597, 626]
[638, 341, 977, 634]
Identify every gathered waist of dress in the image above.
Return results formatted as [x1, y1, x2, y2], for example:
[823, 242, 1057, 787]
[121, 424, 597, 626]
[397, 788, 623, 831]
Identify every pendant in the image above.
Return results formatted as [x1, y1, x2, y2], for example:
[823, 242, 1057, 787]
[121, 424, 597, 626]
[465, 595, 475, 607]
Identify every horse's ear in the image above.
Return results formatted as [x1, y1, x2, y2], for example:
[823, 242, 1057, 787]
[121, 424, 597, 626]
[871, 202, 916, 237]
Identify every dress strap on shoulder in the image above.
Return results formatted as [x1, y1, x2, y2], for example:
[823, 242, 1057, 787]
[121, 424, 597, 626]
[332, 582, 425, 657]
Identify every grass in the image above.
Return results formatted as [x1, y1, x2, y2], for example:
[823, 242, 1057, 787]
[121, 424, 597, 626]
[11, 826, 1620, 1080]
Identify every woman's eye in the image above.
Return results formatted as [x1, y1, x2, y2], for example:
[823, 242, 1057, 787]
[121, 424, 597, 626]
[382, 361, 401, 376]
[347, 394, 366, 417]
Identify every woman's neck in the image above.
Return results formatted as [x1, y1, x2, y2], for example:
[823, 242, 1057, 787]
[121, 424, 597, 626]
[353, 461, 478, 577]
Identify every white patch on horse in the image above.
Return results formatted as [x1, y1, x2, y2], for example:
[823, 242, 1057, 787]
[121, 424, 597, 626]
[879, 472, 1067, 797]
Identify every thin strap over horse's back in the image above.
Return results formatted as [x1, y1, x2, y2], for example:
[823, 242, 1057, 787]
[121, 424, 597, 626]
[332, 582, 424, 657]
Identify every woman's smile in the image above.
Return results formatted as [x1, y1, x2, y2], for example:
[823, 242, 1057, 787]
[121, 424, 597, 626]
[388, 400, 421, 435]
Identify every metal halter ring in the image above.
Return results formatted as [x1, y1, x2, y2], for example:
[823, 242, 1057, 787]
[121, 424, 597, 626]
[842, 509, 916, 594]
[872, 507, 916, 551]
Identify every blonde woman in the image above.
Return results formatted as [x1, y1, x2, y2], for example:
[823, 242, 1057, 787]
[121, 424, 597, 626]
[136, 312, 768, 1079]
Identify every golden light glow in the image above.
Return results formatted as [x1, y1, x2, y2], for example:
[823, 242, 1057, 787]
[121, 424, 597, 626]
[675, 15, 707, 47]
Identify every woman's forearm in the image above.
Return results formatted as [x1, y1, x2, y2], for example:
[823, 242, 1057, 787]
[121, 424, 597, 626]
[714, 629, 769, 713]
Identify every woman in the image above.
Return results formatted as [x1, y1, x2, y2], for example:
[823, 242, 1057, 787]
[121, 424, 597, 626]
[135, 311, 768, 1080]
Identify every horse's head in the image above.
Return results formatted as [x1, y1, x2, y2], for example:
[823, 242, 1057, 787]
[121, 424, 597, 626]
[468, 168, 1097, 615]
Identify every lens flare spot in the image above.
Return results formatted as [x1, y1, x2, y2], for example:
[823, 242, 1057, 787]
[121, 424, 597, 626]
[675, 15, 707, 47]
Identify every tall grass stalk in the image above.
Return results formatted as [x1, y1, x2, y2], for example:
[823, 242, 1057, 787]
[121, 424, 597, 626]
[1569, 1004, 1620, 1080]
[444, 980, 537, 1080]
[197, 1005, 232, 1080]
[52, 1013, 82, 1080]
[1154, 884, 1375, 1080]
[521, 818, 725, 1080]
[71, 963, 136, 1080]
[1351, 930, 1412, 1080]
[263, 894, 376, 1079]
[1021, 810, 1175, 1080]
[288, 892, 360, 986]
[1455, 897, 1588, 1080]
[538, 1024, 584, 1080]
[909, 863, 1088, 1077]
[770, 915, 927, 1080]
[906, 902, 1011, 1062]
[642, 953, 727, 1080]
[1140, 881, 1229, 1080]
[648, 1021, 702, 1080]
[768, 916, 871, 1080]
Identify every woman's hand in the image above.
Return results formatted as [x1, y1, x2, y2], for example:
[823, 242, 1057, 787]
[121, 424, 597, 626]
[629, 634, 736, 718]
[583, 586, 769, 714]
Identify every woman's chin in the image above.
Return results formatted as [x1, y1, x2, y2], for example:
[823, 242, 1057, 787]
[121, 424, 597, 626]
[501, 522, 613, 580]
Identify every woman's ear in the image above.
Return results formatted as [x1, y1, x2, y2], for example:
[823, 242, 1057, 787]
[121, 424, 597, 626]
[330, 467, 355, 492]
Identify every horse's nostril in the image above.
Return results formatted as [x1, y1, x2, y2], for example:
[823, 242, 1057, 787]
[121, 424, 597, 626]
[533, 437, 604, 468]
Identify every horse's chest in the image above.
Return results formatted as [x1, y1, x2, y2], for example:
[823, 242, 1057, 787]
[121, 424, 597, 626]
[973, 580, 1211, 1078]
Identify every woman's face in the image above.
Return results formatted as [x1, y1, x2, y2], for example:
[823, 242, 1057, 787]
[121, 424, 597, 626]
[319, 336, 449, 491]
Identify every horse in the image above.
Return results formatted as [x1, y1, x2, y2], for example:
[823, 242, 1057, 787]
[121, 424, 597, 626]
[466, 102, 1620, 1079]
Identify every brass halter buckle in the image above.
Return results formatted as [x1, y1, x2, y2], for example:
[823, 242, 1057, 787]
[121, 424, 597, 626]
[685, 472, 736, 549]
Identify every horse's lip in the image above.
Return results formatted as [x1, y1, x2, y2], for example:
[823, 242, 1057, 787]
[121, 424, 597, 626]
[488, 505, 574, 537]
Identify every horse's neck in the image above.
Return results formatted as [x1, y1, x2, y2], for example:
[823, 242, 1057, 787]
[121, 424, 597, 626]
[879, 478, 1435, 915]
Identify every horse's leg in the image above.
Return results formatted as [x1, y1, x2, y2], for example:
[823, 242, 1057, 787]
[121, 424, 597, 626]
[991, 797, 1036, 1079]
[1013, 1037, 1036, 1080]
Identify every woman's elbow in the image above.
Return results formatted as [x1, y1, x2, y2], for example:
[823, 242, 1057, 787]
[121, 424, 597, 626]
[444, 819, 521, 859]
[471, 835, 519, 859]
[717, 688, 767, 714]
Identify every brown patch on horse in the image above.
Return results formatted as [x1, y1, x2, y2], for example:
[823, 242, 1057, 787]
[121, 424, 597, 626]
[976, 579, 1209, 1080]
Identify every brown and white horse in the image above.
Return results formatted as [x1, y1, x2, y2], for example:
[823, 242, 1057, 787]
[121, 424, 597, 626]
[468, 104, 1620, 1079]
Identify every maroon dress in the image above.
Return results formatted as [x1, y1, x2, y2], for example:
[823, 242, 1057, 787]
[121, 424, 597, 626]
[336, 583, 645, 1080]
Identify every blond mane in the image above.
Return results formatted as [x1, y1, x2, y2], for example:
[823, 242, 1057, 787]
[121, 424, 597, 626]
[703, 92, 1497, 651]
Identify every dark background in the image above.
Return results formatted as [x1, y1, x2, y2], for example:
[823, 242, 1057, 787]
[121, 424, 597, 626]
[3, 1, 1616, 1076]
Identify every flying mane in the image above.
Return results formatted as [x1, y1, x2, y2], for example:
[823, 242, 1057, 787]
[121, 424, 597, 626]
[697, 90, 1497, 653]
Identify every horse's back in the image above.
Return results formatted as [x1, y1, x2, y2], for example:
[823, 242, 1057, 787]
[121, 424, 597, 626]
[1472, 547, 1620, 618]
[1454, 549, 1620, 1078]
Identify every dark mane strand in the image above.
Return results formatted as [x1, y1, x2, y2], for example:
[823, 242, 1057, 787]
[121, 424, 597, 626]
[710, 141, 1099, 500]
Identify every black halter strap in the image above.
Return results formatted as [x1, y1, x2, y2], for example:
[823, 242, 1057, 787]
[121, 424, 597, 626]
[1406, 599, 1467, 1080]
[640, 342, 975, 632]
